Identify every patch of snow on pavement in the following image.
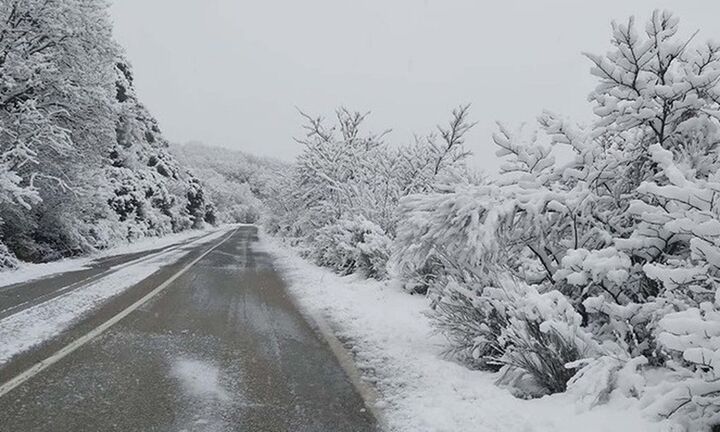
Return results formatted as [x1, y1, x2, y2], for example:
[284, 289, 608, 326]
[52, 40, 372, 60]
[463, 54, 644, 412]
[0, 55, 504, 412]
[259, 233, 667, 432]
[171, 358, 230, 401]
[0, 228, 231, 366]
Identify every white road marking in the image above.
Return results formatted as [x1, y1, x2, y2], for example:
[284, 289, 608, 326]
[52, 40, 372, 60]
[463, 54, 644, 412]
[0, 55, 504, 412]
[0, 228, 237, 399]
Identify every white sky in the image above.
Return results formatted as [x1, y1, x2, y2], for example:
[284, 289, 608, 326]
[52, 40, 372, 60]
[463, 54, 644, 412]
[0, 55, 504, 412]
[109, 1, 717, 173]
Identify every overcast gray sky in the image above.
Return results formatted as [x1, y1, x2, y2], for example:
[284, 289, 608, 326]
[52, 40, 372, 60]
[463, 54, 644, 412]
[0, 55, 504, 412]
[109, 1, 716, 173]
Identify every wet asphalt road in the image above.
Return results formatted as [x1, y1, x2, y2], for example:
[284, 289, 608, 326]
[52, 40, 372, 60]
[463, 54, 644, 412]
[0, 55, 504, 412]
[0, 226, 378, 431]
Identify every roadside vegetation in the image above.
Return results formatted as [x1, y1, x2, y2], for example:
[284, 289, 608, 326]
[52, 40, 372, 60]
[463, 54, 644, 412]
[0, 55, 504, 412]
[264, 11, 720, 430]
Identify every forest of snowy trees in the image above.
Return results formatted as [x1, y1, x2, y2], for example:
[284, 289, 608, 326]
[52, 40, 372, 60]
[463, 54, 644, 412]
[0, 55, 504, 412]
[170, 142, 287, 225]
[4, 1, 720, 430]
[0, 0, 220, 268]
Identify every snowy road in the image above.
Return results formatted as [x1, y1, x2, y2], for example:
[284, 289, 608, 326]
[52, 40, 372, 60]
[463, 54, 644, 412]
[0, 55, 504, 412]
[0, 226, 377, 431]
[0, 230, 218, 320]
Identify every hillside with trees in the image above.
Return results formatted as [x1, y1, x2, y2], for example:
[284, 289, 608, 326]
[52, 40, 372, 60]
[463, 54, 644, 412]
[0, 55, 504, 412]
[0, 0, 214, 269]
[169, 142, 288, 224]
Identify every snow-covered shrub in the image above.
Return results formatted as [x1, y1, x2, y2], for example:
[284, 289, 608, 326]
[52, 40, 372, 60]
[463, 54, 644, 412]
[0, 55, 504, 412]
[566, 355, 648, 410]
[310, 216, 392, 279]
[398, 259, 445, 295]
[431, 279, 504, 370]
[530, 12, 720, 418]
[555, 247, 673, 363]
[0, 241, 18, 270]
[433, 277, 593, 396]
[394, 177, 595, 394]
[393, 181, 509, 295]
[646, 305, 720, 426]
[494, 282, 595, 395]
[498, 286, 594, 394]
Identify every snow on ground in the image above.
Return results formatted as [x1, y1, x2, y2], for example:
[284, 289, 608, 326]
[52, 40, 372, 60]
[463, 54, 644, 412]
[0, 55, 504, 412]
[0, 228, 232, 366]
[259, 233, 666, 432]
[171, 358, 231, 401]
[0, 226, 226, 288]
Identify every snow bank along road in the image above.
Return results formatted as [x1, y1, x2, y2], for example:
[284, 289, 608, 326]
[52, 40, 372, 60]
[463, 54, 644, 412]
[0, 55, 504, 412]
[0, 226, 378, 431]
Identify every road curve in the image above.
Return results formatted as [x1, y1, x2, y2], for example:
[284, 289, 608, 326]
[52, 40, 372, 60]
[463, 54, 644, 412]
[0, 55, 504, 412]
[0, 226, 379, 431]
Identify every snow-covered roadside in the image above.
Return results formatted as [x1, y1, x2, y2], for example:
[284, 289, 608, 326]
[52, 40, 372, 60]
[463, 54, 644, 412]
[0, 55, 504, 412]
[259, 233, 666, 432]
[0, 227, 232, 366]
[0, 225, 230, 288]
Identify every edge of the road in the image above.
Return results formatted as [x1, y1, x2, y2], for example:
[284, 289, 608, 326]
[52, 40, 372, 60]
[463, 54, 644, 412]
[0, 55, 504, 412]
[255, 228, 391, 432]
[0, 227, 238, 399]
[299, 306, 390, 432]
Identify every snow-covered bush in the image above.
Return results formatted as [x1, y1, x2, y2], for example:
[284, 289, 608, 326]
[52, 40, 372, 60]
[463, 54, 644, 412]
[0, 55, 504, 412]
[393, 171, 597, 393]
[393, 181, 509, 294]
[310, 216, 392, 279]
[647, 305, 720, 427]
[0, 241, 18, 270]
[433, 276, 594, 395]
[566, 355, 648, 410]
[431, 279, 506, 370]
[497, 285, 595, 395]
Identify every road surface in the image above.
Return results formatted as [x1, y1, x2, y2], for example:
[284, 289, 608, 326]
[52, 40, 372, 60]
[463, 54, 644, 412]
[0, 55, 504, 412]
[0, 226, 378, 431]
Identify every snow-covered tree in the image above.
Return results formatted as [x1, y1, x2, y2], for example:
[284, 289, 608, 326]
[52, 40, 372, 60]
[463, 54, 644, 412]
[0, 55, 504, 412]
[276, 106, 474, 278]
[0, 0, 119, 264]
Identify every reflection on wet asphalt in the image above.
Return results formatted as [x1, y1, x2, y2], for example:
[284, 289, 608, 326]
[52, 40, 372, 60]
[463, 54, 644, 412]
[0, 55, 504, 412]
[0, 226, 378, 431]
